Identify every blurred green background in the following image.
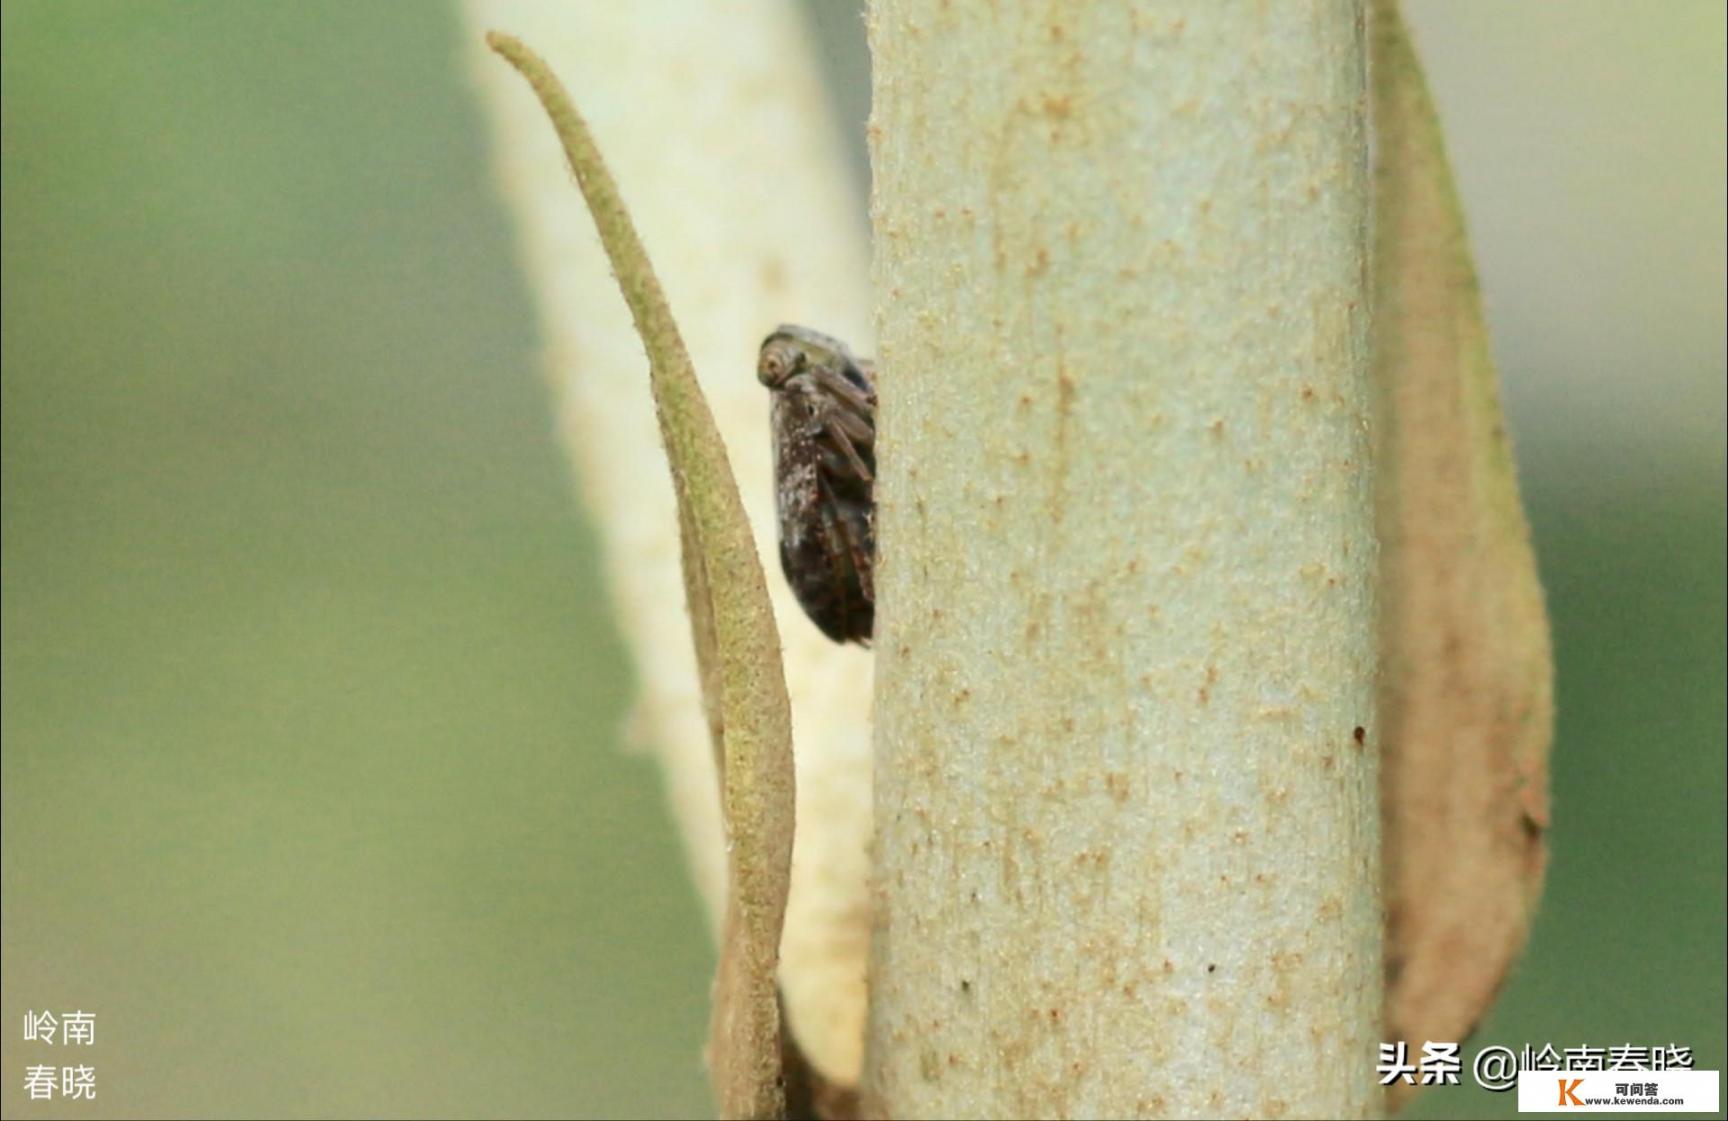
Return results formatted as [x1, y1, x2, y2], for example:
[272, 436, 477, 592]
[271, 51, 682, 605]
[2, 3, 1721, 1118]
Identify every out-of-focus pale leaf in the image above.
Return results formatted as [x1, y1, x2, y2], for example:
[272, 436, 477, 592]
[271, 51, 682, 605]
[1370, 3, 1555, 1109]
[486, 34, 797, 1120]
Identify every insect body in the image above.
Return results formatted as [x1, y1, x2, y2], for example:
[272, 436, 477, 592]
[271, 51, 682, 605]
[758, 325, 876, 645]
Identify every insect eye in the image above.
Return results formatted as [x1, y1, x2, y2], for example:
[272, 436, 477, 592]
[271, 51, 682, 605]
[759, 344, 795, 387]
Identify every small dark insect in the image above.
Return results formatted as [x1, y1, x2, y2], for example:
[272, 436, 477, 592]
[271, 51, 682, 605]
[758, 324, 876, 645]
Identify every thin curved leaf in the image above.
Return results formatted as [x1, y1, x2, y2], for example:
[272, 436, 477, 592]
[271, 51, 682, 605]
[486, 33, 797, 1120]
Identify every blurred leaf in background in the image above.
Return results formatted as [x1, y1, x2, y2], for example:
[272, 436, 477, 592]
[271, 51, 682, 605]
[2, 2, 1722, 1119]
[1390, 5, 1727, 1113]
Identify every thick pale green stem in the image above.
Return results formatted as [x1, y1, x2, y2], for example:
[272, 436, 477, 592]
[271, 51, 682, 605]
[866, 3, 1380, 1117]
